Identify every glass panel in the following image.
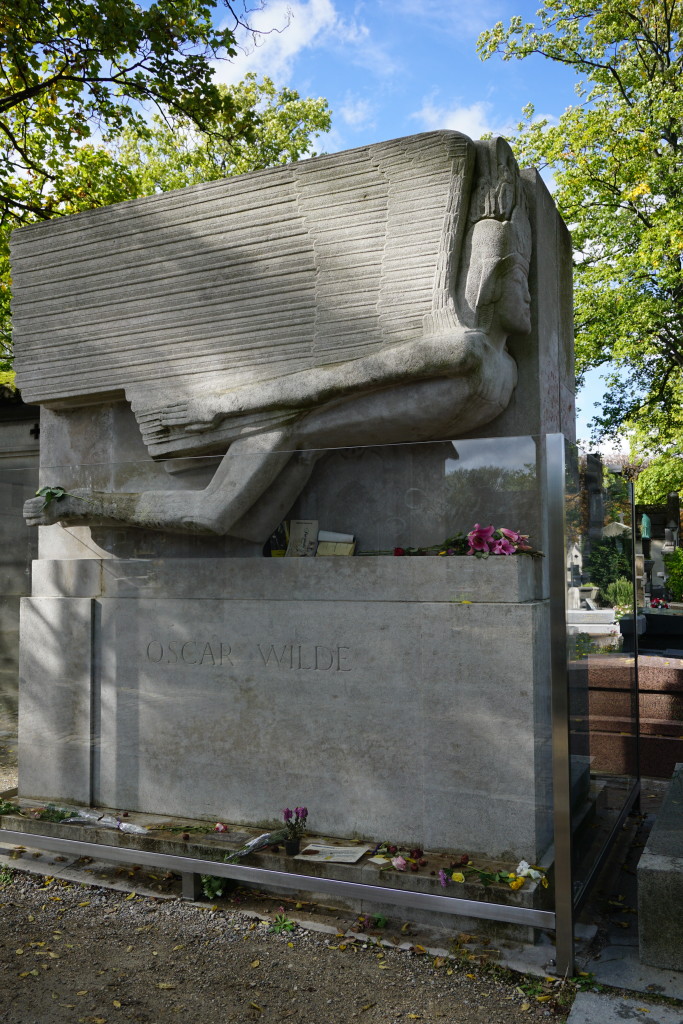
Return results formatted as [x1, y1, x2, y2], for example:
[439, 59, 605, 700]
[2, 433, 559, 937]
[565, 442, 639, 904]
[0, 464, 38, 799]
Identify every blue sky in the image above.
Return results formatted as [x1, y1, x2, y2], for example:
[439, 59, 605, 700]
[212, 0, 614, 450]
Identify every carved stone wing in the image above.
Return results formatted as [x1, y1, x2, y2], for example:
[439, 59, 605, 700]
[11, 131, 477, 458]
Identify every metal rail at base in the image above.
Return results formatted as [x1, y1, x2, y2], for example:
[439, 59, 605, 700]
[0, 828, 555, 931]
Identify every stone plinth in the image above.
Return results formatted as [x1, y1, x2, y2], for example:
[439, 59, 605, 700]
[638, 763, 683, 970]
[20, 555, 553, 861]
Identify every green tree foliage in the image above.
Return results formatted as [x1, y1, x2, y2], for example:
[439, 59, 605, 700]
[664, 546, 683, 599]
[114, 74, 330, 194]
[584, 538, 632, 593]
[0, 0, 259, 224]
[478, 1, 683, 447]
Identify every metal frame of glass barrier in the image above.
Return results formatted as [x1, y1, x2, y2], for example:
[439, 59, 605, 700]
[0, 434, 641, 971]
[547, 435, 642, 974]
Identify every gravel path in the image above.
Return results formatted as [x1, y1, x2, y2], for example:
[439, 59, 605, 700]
[0, 868, 572, 1024]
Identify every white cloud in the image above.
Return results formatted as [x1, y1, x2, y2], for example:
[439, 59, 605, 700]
[339, 95, 376, 128]
[215, 0, 339, 85]
[214, 0, 396, 86]
[411, 98, 501, 140]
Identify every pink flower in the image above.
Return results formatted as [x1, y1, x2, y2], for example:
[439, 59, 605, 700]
[438, 868, 448, 887]
[214, 822, 229, 833]
[467, 524, 495, 553]
[391, 856, 408, 871]
[493, 537, 517, 555]
[394, 547, 405, 556]
[283, 808, 293, 822]
[499, 527, 521, 543]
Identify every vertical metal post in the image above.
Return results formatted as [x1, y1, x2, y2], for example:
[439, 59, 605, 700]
[629, 478, 642, 810]
[545, 433, 574, 976]
[181, 872, 203, 901]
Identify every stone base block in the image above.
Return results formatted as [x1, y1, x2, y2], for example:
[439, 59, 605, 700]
[20, 556, 553, 862]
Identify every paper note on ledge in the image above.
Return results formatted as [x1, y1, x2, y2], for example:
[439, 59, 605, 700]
[295, 844, 372, 863]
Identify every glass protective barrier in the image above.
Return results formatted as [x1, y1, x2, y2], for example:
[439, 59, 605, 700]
[0, 430, 637, 962]
[564, 442, 640, 907]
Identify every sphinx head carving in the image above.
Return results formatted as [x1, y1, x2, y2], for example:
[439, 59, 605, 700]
[458, 137, 533, 341]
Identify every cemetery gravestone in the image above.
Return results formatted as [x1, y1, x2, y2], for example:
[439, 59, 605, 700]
[12, 131, 574, 860]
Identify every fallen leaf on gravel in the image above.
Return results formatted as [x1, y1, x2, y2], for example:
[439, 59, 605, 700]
[250, 960, 260, 968]
[249, 1002, 263, 1011]
[78, 901, 90, 906]
[126, 946, 133, 952]
[156, 983, 176, 989]
[536, 995, 552, 1002]
[466, 974, 476, 979]
[520, 1003, 530, 1012]
[360, 1003, 375, 1012]
[48, 952, 60, 958]
[77, 990, 88, 995]
[113, 1000, 121, 1008]
[378, 964, 389, 970]
[15, 948, 24, 955]
[433, 957, 446, 968]
[125, 893, 136, 901]
[172, 944, 184, 951]
[413, 944, 426, 954]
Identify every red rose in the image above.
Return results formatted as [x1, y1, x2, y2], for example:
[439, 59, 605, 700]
[394, 547, 405, 556]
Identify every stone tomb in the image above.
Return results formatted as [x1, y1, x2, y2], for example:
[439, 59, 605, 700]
[21, 555, 552, 860]
[12, 131, 574, 862]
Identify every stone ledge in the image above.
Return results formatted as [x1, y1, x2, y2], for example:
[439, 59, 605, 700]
[0, 809, 551, 941]
[31, 554, 544, 603]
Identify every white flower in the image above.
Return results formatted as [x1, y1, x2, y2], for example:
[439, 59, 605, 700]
[516, 860, 530, 875]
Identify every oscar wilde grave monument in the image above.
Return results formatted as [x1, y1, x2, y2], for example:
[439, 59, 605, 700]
[12, 132, 574, 861]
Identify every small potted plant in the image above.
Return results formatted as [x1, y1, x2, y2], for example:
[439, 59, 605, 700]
[282, 806, 308, 855]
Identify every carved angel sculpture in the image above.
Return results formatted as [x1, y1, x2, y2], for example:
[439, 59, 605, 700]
[16, 132, 532, 538]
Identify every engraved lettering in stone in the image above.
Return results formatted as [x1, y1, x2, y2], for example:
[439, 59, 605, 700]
[145, 640, 231, 666]
[337, 647, 351, 672]
[258, 644, 290, 668]
[258, 642, 351, 671]
[181, 641, 197, 664]
[297, 645, 312, 670]
[146, 641, 163, 663]
[315, 646, 334, 671]
[199, 642, 215, 666]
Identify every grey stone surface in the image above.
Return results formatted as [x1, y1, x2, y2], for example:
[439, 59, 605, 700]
[13, 131, 572, 871]
[31, 554, 543, 604]
[638, 763, 683, 971]
[581, 944, 683, 1001]
[18, 596, 93, 804]
[20, 559, 553, 860]
[13, 132, 559, 541]
[568, 992, 683, 1024]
